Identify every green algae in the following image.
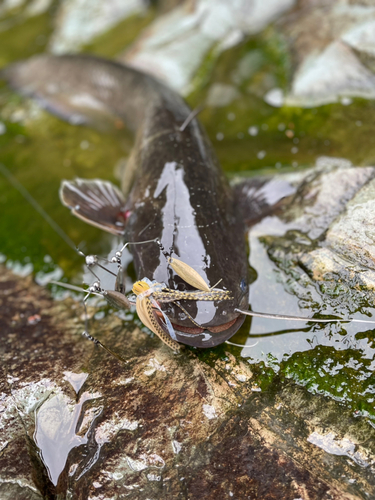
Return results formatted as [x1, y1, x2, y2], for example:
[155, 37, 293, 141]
[0, 11, 53, 69]
[197, 93, 375, 173]
[0, 93, 132, 279]
[189, 33, 375, 172]
[81, 9, 156, 58]
[282, 345, 375, 417]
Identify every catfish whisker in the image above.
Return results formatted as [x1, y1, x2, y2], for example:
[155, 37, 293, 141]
[179, 104, 204, 132]
[0, 163, 77, 252]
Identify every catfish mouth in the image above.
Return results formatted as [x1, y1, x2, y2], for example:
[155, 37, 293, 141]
[154, 308, 246, 348]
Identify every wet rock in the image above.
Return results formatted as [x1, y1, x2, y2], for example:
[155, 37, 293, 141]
[0, 0, 52, 19]
[1, 257, 375, 498]
[122, 0, 295, 94]
[115, 0, 375, 104]
[281, 1, 375, 106]
[49, 0, 148, 54]
[283, 156, 375, 240]
[206, 83, 240, 107]
[264, 87, 284, 107]
[342, 19, 375, 73]
[286, 158, 375, 283]
[286, 40, 375, 107]
[248, 156, 375, 339]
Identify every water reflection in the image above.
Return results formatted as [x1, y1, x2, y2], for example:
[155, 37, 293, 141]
[34, 373, 101, 486]
[229, 206, 375, 418]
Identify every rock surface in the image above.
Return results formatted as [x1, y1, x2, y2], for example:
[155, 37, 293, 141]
[121, 0, 375, 104]
[2, 161, 375, 498]
[281, 0, 375, 106]
[122, 0, 295, 95]
[2, 2, 375, 498]
[49, 0, 148, 54]
[5, 0, 375, 105]
[0, 0, 52, 19]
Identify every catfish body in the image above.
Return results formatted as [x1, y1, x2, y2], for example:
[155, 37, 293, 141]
[2, 55, 249, 347]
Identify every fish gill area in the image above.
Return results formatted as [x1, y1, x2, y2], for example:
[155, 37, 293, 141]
[2, 1, 375, 498]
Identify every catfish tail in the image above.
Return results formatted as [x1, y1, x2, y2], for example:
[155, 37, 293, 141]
[0, 54, 190, 131]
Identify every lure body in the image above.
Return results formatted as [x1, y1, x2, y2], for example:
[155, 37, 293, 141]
[132, 280, 180, 350]
[152, 289, 232, 303]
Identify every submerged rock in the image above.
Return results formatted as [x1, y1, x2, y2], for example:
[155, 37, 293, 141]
[121, 0, 295, 94]
[206, 82, 240, 107]
[282, 1, 375, 106]
[0, 0, 52, 19]
[117, 0, 375, 104]
[49, 0, 148, 54]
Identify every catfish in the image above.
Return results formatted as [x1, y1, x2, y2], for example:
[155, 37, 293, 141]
[1, 55, 292, 348]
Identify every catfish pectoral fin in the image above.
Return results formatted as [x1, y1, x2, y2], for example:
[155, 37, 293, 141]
[232, 177, 297, 227]
[60, 178, 128, 235]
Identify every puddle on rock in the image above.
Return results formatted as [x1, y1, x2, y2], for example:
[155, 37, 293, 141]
[34, 373, 101, 486]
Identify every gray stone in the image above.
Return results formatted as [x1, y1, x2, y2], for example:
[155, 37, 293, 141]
[282, 1, 375, 106]
[0, 0, 52, 19]
[49, 0, 147, 54]
[206, 83, 240, 107]
[121, 0, 295, 95]
[286, 41, 375, 107]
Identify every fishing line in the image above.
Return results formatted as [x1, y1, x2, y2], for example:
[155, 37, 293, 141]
[235, 308, 375, 325]
[0, 163, 77, 252]
[225, 340, 259, 348]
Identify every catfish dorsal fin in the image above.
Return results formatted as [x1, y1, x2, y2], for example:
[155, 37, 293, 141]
[60, 178, 129, 235]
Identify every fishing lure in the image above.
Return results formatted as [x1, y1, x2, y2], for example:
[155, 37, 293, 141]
[132, 279, 181, 351]
[53, 243, 235, 352]
[54, 249, 375, 354]
[130, 258, 234, 351]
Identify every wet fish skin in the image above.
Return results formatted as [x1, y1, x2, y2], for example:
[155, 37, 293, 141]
[1, 54, 249, 347]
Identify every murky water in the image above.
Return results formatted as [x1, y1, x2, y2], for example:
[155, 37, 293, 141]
[1, 1, 375, 458]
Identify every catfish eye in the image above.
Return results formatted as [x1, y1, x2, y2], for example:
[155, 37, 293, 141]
[240, 278, 247, 293]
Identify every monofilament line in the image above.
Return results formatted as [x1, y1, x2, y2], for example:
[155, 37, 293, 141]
[0, 163, 77, 252]
[235, 308, 375, 324]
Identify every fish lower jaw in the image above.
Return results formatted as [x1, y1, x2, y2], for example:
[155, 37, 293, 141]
[170, 317, 238, 334]
[170, 315, 246, 348]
